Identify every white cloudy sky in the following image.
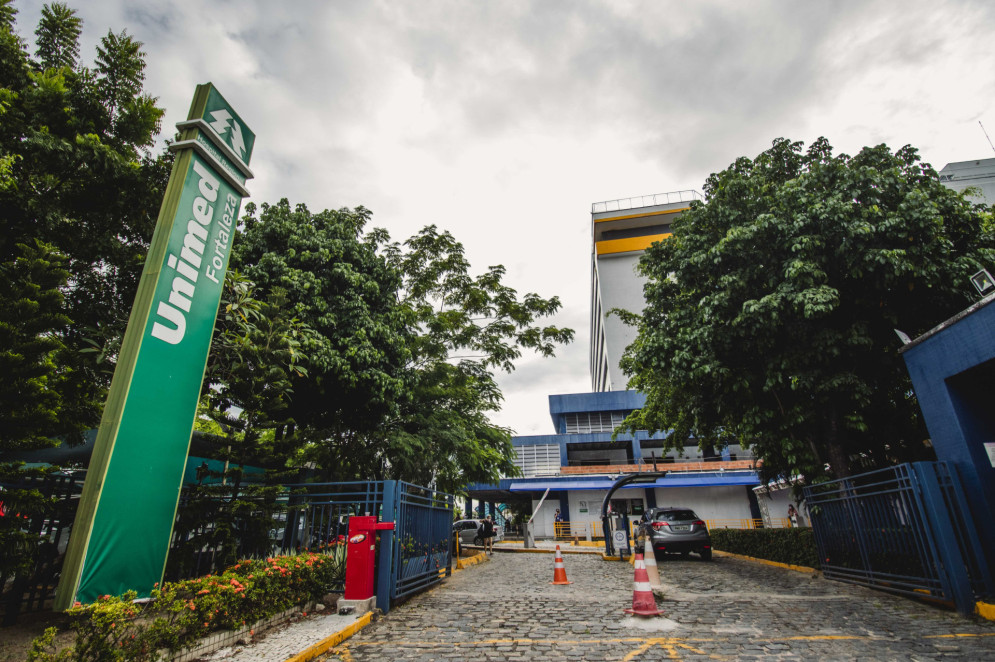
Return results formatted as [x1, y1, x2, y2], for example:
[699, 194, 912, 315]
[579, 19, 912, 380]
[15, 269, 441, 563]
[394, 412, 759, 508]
[12, 0, 995, 435]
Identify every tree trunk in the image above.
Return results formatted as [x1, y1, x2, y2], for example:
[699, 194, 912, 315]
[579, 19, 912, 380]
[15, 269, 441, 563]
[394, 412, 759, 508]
[823, 406, 852, 478]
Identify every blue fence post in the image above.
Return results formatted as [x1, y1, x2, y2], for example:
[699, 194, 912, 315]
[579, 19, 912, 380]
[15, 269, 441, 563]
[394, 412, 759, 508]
[912, 463, 976, 616]
[376, 480, 397, 613]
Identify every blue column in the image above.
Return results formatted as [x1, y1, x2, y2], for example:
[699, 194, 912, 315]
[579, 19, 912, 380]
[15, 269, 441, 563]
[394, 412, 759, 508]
[375, 481, 397, 613]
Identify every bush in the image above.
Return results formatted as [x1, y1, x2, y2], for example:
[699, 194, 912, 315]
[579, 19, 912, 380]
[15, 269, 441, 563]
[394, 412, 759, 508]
[27, 551, 343, 662]
[710, 527, 820, 568]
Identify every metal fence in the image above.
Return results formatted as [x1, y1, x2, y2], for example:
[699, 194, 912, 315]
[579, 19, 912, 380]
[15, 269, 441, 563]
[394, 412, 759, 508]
[0, 471, 82, 625]
[804, 462, 993, 616]
[2, 476, 452, 622]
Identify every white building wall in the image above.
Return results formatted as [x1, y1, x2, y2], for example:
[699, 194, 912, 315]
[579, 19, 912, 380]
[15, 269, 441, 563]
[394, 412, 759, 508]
[652, 486, 753, 523]
[596, 253, 646, 390]
[531, 496, 560, 538]
[565, 489, 609, 538]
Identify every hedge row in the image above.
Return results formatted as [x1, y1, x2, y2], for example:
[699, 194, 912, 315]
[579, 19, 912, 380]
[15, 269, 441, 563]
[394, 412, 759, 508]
[28, 551, 342, 662]
[710, 527, 820, 568]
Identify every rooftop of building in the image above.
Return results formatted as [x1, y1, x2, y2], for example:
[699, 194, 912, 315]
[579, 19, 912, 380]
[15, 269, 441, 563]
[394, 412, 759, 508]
[591, 189, 702, 216]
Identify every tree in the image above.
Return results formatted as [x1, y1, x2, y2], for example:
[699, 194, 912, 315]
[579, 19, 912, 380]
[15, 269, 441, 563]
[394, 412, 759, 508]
[34, 2, 80, 70]
[0, 3, 168, 437]
[200, 271, 317, 485]
[620, 138, 995, 483]
[380, 225, 574, 491]
[0, 240, 78, 576]
[231, 200, 413, 478]
[231, 202, 574, 491]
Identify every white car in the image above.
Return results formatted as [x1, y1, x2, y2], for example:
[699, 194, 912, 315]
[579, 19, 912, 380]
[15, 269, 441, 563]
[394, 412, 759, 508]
[453, 519, 504, 545]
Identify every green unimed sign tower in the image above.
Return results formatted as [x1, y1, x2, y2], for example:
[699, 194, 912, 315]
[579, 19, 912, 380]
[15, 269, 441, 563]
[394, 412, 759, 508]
[56, 84, 255, 608]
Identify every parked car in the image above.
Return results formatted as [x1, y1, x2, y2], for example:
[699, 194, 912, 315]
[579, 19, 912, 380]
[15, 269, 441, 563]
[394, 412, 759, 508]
[639, 507, 712, 561]
[452, 519, 504, 546]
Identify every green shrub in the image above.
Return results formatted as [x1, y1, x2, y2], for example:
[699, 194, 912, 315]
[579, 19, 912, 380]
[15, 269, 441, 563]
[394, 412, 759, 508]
[710, 527, 820, 568]
[27, 550, 343, 662]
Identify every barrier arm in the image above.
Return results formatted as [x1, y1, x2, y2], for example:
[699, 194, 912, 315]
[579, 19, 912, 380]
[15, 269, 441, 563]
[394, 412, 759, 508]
[601, 472, 668, 557]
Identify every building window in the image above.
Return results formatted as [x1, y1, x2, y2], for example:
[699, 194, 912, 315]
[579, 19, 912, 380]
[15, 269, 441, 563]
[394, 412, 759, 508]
[564, 411, 625, 434]
[513, 444, 561, 477]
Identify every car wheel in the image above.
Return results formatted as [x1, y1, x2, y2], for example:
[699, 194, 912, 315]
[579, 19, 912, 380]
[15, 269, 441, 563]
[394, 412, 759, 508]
[700, 549, 712, 561]
[474, 535, 484, 546]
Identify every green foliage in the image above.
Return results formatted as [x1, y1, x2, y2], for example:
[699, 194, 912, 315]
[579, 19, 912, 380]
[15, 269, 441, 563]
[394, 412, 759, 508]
[200, 271, 316, 481]
[27, 553, 342, 662]
[380, 225, 573, 491]
[621, 137, 995, 483]
[0, 241, 75, 577]
[35, 3, 81, 70]
[710, 527, 819, 568]
[232, 202, 573, 491]
[233, 200, 412, 450]
[165, 482, 289, 581]
[0, 2, 168, 453]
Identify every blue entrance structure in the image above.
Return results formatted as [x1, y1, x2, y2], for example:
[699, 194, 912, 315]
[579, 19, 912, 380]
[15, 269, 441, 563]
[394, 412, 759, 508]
[900, 293, 995, 576]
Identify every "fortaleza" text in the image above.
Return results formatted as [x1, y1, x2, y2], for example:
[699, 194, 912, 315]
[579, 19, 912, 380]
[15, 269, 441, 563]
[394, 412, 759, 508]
[150, 160, 237, 345]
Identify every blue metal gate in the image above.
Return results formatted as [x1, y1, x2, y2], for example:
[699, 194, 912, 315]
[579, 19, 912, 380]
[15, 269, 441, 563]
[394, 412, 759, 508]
[280, 480, 454, 613]
[804, 462, 993, 615]
[374, 481, 455, 612]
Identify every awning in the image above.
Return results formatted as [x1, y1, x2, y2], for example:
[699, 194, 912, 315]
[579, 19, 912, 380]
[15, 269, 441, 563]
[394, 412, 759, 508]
[507, 471, 760, 492]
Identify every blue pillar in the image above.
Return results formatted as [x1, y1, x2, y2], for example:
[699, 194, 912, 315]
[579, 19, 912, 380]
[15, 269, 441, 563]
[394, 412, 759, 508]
[375, 481, 397, 613]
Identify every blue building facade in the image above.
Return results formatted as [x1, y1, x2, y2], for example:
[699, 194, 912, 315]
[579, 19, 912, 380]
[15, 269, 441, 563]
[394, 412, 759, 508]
[901, 293, 995, 565]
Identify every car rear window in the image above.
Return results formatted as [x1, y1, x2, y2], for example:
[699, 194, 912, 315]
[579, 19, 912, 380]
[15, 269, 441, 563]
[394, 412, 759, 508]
[656, 510, 697, 522]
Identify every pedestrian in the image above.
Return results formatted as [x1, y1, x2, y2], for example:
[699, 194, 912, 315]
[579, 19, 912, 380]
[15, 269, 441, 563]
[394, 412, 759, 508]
[787, 503, 799, 527]
[481, 515, 495, 554]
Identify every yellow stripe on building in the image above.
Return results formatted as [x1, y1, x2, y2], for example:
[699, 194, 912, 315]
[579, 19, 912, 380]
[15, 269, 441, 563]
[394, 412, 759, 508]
[593, 207, 689, 223]
[596, 233, 671, 255]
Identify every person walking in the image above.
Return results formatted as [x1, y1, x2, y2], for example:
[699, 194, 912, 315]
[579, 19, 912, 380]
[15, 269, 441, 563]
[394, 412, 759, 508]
[787, 503, 799, 527]
[481, 515, 495, 554]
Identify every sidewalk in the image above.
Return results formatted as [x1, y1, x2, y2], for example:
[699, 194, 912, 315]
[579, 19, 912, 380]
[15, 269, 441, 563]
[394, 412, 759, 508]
[199, 610, 365, 662]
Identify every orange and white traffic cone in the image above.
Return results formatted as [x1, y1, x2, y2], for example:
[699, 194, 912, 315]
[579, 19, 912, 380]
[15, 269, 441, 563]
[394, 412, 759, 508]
[625, 553, 663, 616]
[643, 537, 660, 588]
[550, 544, 572, 585]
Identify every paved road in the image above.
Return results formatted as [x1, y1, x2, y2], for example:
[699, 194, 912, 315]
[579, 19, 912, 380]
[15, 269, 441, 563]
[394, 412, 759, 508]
[320, 551, 995, 661]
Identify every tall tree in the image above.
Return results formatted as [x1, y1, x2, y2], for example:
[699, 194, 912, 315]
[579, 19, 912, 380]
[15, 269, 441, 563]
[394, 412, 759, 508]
[34, 2, 80, 70]
[620, 138, 994, 483]
[231, 199, 413, 480]
[232, 203, 574, 490]
[380, 225, 574, 491]
[0, 4, 168, 438]
[0, 240, 78, 577]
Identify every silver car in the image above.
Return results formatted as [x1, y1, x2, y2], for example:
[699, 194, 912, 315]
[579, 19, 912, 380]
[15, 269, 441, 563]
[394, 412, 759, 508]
[453, 519, 504, 546]
[640, 507, 712, 561]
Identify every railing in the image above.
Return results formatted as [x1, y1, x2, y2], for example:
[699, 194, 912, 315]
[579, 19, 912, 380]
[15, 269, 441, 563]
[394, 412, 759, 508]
[2, 476, 452, 622]
[560, 459, 759, 475]
[1, 471, 83, 625]
[804, 462, 993, 616]
[592, 190, 702, 214]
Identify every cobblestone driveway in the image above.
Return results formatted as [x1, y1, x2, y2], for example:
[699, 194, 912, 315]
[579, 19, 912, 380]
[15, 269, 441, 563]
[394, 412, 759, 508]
[320, 552, 995, 661]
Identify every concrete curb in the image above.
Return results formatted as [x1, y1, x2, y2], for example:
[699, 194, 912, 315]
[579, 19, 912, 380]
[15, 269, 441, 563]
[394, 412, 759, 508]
[487, 545, 600, 555]
[713, 550, 818, 574]
[282, 611, 373, 662]
[976, 602, 995, 622]
[454, 551, 488, 570]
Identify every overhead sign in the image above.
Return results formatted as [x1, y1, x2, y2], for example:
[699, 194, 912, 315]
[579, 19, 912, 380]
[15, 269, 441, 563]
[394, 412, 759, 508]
[56, 84, 255, 607]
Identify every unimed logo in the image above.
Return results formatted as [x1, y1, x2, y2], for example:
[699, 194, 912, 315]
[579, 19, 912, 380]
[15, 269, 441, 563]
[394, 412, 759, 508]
[207, 109, 247, 161]
[150, 161, 222, 346]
